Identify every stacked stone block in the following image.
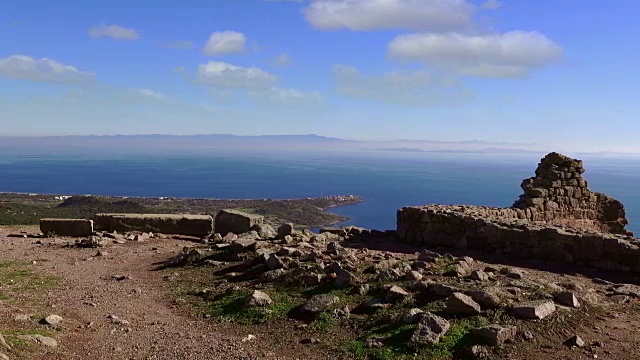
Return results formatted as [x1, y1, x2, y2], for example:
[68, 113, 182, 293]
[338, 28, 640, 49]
[512, 152, 630, 235]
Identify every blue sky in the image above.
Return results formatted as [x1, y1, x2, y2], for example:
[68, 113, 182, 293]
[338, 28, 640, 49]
[0, 0, 638, 152]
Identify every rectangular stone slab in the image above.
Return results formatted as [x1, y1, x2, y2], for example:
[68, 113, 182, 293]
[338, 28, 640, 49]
[215, 209, 264, 236]
[40, 219, 94, 237]
[94, 213, 213, 237]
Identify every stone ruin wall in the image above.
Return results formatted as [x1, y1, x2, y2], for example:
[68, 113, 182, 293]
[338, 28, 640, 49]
[512, 152, 630, 235]
[397, 152, 640, 272]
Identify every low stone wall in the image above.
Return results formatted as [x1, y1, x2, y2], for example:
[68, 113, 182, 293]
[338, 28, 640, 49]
[397, 205, 640, 272]
[94, 213, 213, 237]
[40, 219, 94, 237]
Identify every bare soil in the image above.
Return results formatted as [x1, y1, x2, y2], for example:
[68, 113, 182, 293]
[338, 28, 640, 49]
[1, 226, 640, 360]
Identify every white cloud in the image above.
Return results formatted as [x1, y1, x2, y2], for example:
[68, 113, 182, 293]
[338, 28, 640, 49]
[303, 0, 475, 31]
[481, 0, 501, 10]
[203, 31, 247, 56]
[127, 88, 168, 101]
[333, 64, 472, 105]
[88, 24, 139, 40]
[388, 31, 564, 78]
[165, 40, 194, 49]
[249, 87, 322, 104]
[196, 61, 278, 90]
[273, 53, 293, 67]
[0, 55, 95, 84]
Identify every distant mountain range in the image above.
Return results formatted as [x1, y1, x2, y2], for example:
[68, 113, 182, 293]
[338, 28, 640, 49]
[5, 133, 640, 156]
[0, 133, 562, 155]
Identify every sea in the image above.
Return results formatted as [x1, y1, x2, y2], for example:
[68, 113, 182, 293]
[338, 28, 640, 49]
[1, 149, 640, 234]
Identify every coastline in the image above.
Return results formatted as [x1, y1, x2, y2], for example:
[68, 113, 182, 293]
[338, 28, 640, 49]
[0, 192, 364, 228]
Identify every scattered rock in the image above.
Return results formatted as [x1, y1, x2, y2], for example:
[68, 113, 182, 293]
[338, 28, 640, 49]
[12, 313, 33, 324]
[334, 268, 357, 288]
[17, 334, 58, 347]
[332, 305, 350, 319]
[222, 233, 238, 243]
[260, 268, 288, 282]
[511, 300, 556, 320]
[446, 292, 481, 315]
[326, 242, 343, 255]
[403, 308, 424, 324]
[266, 254, 284, 270]
[300, 338, 321, 345]
[41, 314, 63, 326]
[366, 337, 385, 349]
[0, 335, 10, 350]
[361, 298, 392, 312]
[0, 351, 8, 360]
[564, 335, 585, 348]
[410, 312, 450, 346]
[229, 239, 257, 253]
[385, 285, 410, 303]
[593, 278, 615, 285]
[411, 260, 431, 271]
[277, 223, 294, 239]
[468, 289, 503, 309]
[522, 330, 535, 341]
[554, 291, 581, 308]
[245, 290, 273, 307]
[501, 268, 525, 279]
[484, 266, 499, 273]
[471, 324, 517, 346]
[612, 284, 640, 298]
[456, 345, 491, 360]
[212, 233, 223, 243]
[241, 334, 256, 342]
[300, 272, 324, 286]
[300, 294, 339, 316]
[251, 224, 277, 239]
[107, 314, 130, 326]
[431, 284, 461, 297]
[404, 270, 424, 281]
[469, 270, 489, 282]
[352, 284, 370, 296]
[417, 249, 441, 262]
[75, 237, 104, 248]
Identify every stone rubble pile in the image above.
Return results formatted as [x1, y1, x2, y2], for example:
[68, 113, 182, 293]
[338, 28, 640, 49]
[166, 221, 622, 356]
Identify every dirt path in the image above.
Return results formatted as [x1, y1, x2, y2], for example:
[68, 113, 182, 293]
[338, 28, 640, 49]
[0, 226, 331, 360]
[2, 226, 640, 360]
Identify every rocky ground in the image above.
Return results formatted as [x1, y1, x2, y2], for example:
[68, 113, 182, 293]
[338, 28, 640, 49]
[1, 225, 640, 360]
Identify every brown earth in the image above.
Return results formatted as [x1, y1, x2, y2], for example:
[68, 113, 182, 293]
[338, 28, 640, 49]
[1, 226, 640, 360]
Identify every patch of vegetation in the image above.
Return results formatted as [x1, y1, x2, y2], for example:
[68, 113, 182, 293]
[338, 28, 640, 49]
[310, 311, 340, 333]
[0, 261, 59, 300]
[0, 193, 362, 227]
[1, 328, 57, 359]
[202, 288, 301, 325]
[345, 315, 490, 360]
[0, 197, 150, 225]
